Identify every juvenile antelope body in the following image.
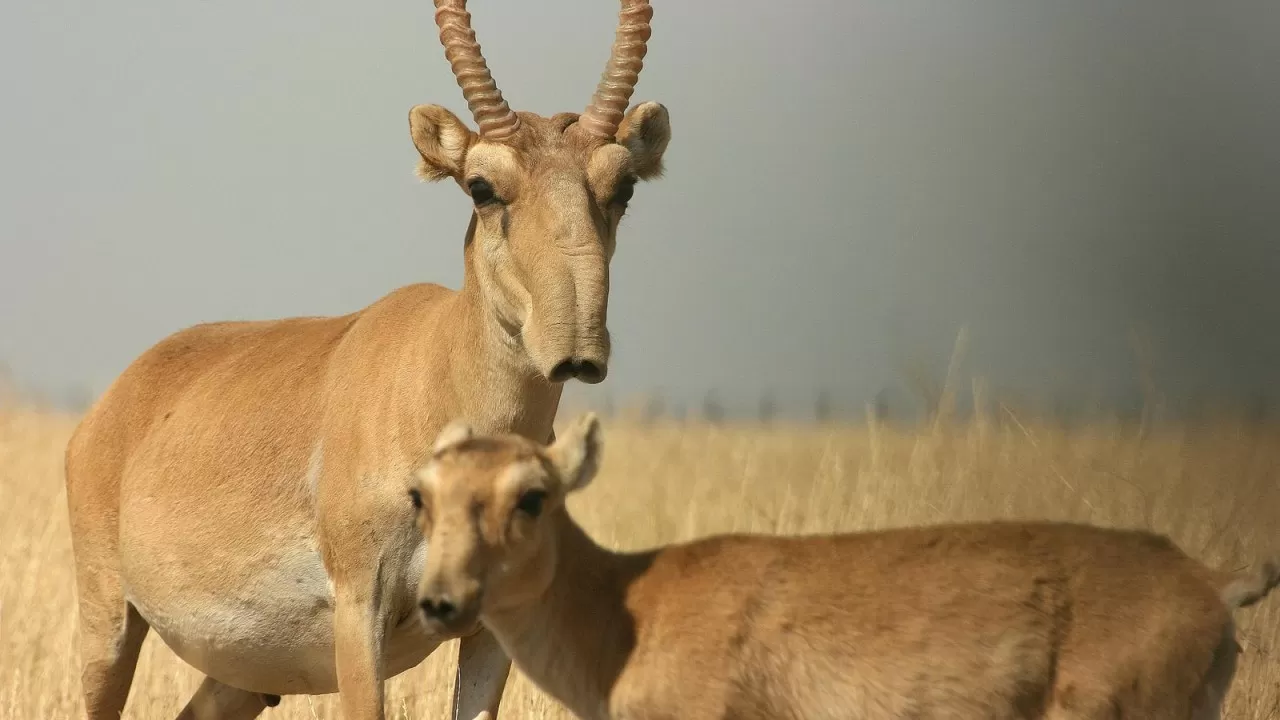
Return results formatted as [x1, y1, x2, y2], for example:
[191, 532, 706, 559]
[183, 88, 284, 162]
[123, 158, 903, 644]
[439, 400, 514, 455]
[411, 414, 1280, 720]
[62, 2, 671, 718]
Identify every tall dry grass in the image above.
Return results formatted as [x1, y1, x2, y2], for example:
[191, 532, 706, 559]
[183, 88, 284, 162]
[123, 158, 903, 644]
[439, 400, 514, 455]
[1, 406, 1277, 718]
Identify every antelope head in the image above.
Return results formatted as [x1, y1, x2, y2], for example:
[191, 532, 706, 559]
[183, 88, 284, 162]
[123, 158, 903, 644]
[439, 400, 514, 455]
[410, 413, 603, 633]
[412, 0, 671, 385]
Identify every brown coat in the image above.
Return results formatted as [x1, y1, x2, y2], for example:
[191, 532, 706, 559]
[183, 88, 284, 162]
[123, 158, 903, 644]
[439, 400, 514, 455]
[63, 1, 672, 714]
[412, 414, 1280, 720]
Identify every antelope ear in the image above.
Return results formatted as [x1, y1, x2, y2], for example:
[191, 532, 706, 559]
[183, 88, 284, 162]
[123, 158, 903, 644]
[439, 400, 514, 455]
[616, 101, 671, 181]
[409, 104, 476, 182]
[432, 419, 474, 454]
[549, 413, 603, 494]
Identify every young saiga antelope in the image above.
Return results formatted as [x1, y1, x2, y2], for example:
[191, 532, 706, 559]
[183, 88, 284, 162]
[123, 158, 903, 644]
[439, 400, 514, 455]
[409, 413, 1279, 720]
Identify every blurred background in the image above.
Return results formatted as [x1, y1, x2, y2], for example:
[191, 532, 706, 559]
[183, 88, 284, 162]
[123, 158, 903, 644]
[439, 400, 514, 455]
[3, 0, 1278, 423]
[4, 3, 1280, 719]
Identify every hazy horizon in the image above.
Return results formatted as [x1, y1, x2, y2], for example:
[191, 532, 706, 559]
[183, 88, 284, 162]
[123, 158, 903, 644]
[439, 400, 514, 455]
[3, 1, 1278, 420]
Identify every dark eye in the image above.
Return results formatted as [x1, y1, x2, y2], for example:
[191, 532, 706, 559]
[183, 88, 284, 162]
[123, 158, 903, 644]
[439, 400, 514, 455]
[408, 488, 423, 510]
[515, 489, 547, 518]
[610, 177, 636, 207]
[467, 178, 496, 206]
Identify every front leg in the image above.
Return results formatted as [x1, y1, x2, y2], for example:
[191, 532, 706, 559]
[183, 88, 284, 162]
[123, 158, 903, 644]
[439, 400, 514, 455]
[333, 583, 388, 720]
[451, 626, 513, 720]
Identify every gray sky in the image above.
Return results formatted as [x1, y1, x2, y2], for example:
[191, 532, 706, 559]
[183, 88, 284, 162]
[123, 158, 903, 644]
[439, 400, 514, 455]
[2, 1, 1278, 419]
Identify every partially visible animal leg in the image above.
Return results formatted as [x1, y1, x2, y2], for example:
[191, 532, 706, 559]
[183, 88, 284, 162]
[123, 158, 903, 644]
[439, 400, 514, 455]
[332, 583, 389, 720]
[450, 626, 513, 720]
[73, 573, 150, 719]
[173, 676, 269, 720]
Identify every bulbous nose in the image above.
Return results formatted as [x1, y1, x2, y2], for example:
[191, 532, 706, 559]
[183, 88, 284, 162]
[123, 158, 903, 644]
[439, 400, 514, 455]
[418, 590, 480, 634]
[419, 595, 458, 622]
[550, 358, 606, 385]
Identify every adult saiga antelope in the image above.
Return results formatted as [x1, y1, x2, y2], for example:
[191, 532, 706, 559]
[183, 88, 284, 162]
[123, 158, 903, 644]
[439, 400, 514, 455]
[62, 1, 671, 718]
[410, 413, 1280, 720]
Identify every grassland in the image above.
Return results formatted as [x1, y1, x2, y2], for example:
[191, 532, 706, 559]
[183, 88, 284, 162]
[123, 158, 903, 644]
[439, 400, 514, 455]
[1, 405, 1277, 718]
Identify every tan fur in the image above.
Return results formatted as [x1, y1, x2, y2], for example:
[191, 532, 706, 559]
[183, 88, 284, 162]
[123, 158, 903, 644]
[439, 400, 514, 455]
[63, 102, 671, 720]
[411, 414, 1279, 720]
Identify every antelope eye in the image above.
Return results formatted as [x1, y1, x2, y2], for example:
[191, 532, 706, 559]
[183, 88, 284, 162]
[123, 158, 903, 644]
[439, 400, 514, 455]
[515, 489, 547, 518]
[468, 178, 496, 206]
[610, 177, 636, 207]
[408, 488, 423, 510]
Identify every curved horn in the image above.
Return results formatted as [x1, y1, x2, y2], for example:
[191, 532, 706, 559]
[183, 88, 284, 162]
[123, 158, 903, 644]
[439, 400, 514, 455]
[578, 0, 653, 140]
[433, 0, 520, 140]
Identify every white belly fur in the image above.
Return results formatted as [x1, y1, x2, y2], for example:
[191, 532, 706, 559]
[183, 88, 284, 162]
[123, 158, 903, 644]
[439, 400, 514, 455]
[123, 535, 439, 696]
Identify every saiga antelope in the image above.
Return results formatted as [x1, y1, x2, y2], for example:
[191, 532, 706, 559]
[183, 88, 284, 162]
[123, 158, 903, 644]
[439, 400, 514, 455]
[62, 1, 672, 718]
[411, 413, 1280, 720]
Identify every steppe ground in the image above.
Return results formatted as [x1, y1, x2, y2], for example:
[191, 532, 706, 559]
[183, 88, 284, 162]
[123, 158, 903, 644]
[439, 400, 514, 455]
[2, 404, 1277, 719]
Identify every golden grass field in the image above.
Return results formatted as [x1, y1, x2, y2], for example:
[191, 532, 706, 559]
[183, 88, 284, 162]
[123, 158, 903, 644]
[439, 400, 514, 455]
[2, 404, 1278, 718]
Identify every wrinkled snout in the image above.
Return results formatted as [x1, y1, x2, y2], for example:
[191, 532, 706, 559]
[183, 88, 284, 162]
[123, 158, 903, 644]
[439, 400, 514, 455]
[530, 303, 611, 386]
[417, 579, 482, 636]
[522, 194, 612, 386]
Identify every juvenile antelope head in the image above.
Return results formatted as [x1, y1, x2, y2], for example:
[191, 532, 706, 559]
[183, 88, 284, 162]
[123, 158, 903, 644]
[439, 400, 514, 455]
[411, 413, 601, 633]
[414, 0, 670, 384]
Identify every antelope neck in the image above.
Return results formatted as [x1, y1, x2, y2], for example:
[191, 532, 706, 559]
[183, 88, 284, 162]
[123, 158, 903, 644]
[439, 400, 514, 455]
[481, 513, 655, 719]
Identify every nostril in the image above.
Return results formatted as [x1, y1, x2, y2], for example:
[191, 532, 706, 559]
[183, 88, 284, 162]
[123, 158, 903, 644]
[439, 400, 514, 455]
[549, 360, 577, 382]
[576, 360, 603, 383]
[419, 597, 457, 620]
[549, 359, 606, 384]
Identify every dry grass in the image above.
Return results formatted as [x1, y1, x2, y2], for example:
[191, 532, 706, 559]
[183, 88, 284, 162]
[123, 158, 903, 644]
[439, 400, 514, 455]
[1, 406, 1278, 718]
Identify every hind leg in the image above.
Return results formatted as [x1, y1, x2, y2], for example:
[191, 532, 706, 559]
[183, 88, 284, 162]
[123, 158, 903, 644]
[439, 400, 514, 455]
[74, 566, 151, 719]
[73, 586, 149, 712]
[174, 677, 270, 720]
[68, 445, 153, 717]
[70, 510, 153, 719]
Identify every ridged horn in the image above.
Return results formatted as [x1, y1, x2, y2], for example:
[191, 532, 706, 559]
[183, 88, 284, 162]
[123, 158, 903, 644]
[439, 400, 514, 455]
[433, 0, 520, 140]
[578, 0, 653, 140]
